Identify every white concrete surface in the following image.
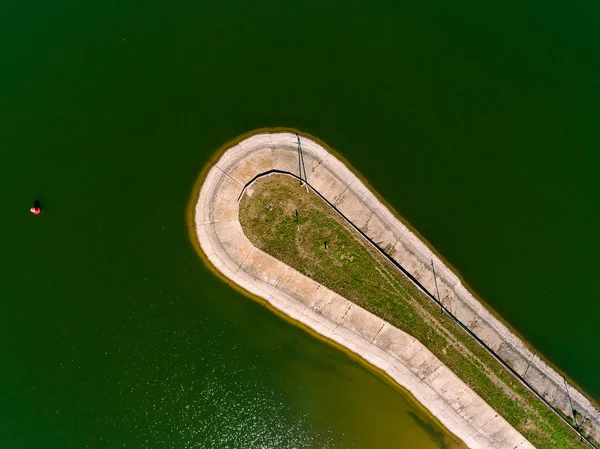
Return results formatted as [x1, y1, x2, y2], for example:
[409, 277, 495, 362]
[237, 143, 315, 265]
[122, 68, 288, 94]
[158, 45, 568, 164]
[193, 131, 599, 448]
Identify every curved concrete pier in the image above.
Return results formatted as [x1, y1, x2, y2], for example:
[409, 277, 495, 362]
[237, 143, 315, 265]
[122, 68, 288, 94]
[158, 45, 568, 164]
[192, 131, 599, 448]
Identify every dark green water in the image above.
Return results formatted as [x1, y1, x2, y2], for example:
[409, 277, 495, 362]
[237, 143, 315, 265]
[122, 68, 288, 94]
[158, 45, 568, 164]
[2, 0, 599, 447]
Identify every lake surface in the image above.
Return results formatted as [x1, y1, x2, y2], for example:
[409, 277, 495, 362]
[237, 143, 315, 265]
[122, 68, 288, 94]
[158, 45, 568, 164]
[1, 0, 599, 447]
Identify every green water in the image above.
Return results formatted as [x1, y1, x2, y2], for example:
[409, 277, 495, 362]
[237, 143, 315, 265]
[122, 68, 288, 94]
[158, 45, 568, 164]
[2, 0, 599, 447]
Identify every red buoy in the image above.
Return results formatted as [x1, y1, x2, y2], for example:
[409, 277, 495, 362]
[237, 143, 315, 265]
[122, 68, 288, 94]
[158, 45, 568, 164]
[30, 201, 42, 215]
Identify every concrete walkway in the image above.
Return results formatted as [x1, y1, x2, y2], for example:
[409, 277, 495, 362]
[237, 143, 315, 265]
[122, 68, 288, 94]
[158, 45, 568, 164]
[193, 132, 598, 448]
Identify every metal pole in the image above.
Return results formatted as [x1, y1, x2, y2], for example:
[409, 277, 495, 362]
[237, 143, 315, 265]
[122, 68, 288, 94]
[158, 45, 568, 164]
[296, 134, 302, 184]
[296, 134, 308, 184]
[564, 378, 580, 435]
[431, 259, 443, 315]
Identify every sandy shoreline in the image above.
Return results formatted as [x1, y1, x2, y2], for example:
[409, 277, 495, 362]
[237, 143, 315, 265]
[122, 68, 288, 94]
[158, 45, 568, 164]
[191, 131, 599, 448]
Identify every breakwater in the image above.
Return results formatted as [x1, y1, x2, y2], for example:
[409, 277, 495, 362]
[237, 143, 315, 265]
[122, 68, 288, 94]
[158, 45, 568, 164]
[191, 130, 599, 448]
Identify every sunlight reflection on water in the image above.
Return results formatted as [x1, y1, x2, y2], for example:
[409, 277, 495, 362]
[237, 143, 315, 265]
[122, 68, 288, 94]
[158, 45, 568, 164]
[115, 325, 338, 449]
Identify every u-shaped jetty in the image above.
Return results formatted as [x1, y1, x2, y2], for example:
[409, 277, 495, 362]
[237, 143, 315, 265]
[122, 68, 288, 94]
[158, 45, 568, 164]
[191, 131, 599, 449]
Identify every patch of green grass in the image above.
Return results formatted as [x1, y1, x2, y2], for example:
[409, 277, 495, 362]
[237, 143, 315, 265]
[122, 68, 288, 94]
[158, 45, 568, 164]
[239, 174, 588, 449]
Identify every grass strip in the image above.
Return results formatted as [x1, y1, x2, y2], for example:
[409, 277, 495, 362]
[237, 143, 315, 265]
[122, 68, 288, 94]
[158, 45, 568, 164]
[239, 174, 590, 449]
